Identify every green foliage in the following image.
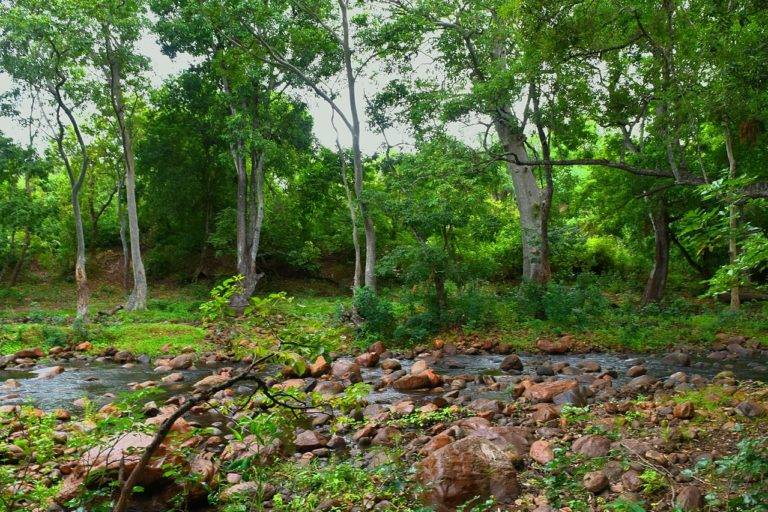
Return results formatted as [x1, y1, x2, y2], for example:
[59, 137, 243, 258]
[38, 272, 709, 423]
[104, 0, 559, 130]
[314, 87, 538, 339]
[200, 275, 245, 322]
[353, 286, 396, 339]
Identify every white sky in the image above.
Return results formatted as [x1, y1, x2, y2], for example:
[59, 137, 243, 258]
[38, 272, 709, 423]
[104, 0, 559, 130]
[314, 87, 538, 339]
[0, 31, 425, 154]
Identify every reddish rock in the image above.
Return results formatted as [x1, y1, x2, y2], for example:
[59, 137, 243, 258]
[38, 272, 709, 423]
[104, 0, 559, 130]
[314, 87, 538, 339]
[193, 374, 230, 392]
[500, 354, 523, 372]
[355, 352, 379, 368]
[627, 365, 647, 377]
[331, 360, 362, 382]
[529, 439, 555, 464]
[15, 347, 44, 359]
[380, 358, 402, 371]
[417, 436, 520, 511]
[368, 341, 386, 355]
[411, 359, 429, 375]
[572, 435, 611, 458]
[673, 402, 695, 420]
[536, 336, 572, 354]
[169, 352, 196, 370]
[35, 366, 65, 379]
[420, 433, 454, 455]
[75, 342, 92, 352]
[675, 485, 704, 511]
[523, 379, 578, 402]
[161, 372, 184, 384]
[371, 426, 401, 446]
[309, 355, 330, 377]
[531, 403, 560, 423]
[294, 430, 327, 452]
[393, 373, 432, 390]
[583, 470, 609, 493]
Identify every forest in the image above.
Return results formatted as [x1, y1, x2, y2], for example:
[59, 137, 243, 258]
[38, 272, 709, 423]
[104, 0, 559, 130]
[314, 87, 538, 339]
[0, 0, 767, 511]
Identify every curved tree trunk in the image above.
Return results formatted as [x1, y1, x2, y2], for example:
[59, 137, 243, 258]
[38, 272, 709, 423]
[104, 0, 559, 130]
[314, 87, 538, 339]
[642, 199, 670, 304]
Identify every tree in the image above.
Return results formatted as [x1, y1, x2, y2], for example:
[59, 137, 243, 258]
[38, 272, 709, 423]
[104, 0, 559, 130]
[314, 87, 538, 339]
[0, 0, 95, 320]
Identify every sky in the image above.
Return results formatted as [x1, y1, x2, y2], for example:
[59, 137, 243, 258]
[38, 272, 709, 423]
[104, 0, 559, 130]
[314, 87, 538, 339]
[0, 30, 419, 154]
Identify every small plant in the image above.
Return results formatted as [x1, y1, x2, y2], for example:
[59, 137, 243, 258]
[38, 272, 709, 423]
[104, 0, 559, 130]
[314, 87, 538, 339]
[561, 404, 592, 424]
[199, 275, 244, 322]
[639, 469, 666, 495]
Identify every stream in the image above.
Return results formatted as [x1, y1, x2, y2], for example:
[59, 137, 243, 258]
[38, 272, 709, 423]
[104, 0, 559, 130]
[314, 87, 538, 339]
[2, 350, 767, 411]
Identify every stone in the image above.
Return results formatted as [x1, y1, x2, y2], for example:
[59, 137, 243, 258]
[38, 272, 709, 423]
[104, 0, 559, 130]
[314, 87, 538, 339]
[529, 439, 555, 464]
[623, 374, 658, 393]
[161, 372, 184, 384]
[621, 470, 643, 492]
[627, 365, 647, 377]
[577, 361, 601, 373]
[113, 350, 134, 363]
[552, 386, 588, 406]
[673, 402, 695, 420]
[411, 359, 429, 375]
[380, 358, 402, 371]
[536, 336, 572, 354]
[524, 379, 578, 402]
[355, 352, 379, 368]
[294, 430, 327, 452]
[417, 436, 520, 511]
[531, 403, 560, 423]
[169, 352, 196, 370]
[675, 485, 703, 511]
[309, 356, 331, 377]
[193, 374, 230, 392]
[220, 481, 275, 502]
[75, 342, 92, 352]
[368, 341, 386, 355]
[500, 354, 523, 372]
[469, 398, 503, 414]
[371, 426, 401, 446]
[735, 400, 765, 418]
[15, 347, 44, 359]
[572, 435, 611, 458]
[663, 352, 691, 366]
[583, 470, 609, 493]
[331, 360, 362, 383]
[35, 366, 65, 379]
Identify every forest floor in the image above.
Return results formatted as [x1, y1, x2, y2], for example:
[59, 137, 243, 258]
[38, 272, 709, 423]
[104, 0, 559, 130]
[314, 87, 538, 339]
[1, 280, 767, 512]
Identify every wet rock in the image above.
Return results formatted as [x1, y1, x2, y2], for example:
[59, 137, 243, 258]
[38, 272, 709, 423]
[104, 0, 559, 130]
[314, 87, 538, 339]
[529, 439, 554, 464]
[371, 426, 401, 446]
[623, 374, 658, 393]
[627, 365, 647, 378]
[75, 342, 92, 352]
[411, 359, 429, 375]
[536, 364, 555, 376]
[294, 430, 327, 452]
[418, 436, 520, 511]
[368, 341, 386, 355]
[193, 373, 230, 392]
[577, 361, 601, 373]
[15, 347, 44, 359]
[735, 400, 765, 418]
[675, 485, 704, 510]
[331, 360, 362, 383]
[113, 350, 134, 363]
[314, 380, 344, 396]
[500, 354, 523, 372]
[536, 336, 572, 354]
[393, 370, 442, 390]
[161, 372, 184, 384]
[673, 402, 695, 420]
[469, 398, 503, 414]
[355, 352, 379, 368]
[583, 470, 609, 493]
[572, 435, 611, 457]
[663, 352, 691, 367]
[381, 358, 402, 371]
[552, 386, 588, 407]
[524, 379, 578, 402]
[35, 366, 65, 379]
[169, 352, 196, 370]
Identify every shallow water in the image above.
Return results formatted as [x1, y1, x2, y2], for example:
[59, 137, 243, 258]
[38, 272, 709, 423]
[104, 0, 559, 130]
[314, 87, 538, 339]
[1, 350, 766, 411]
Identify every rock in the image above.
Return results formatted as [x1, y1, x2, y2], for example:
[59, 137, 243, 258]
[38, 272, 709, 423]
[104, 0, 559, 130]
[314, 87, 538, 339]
[552, 386, 588, 406]
[393, 370, 442, 390]
[577, 360, 601, 373]
[193, 374, 230, 392]
[35, 366, 65, 379]
[469, 398, 503, 414]
[673, 402, 695, 420]
[294, 430, 327, 452]
[572, 435, 611, 458]
[309, 356, 331, 377]
[15, 347, 44, 359]
[500, 354, 523, 372]
[355, 352, 379, 368]
[169, 352, 196, 370]
[524, 379, 578, 402]
[735, 400, 765, 418]
[623, 374, 658, 393]
[371, 426, 401, 446]
[331, 360, 362, 383]
[75, 342, 92, 352]
[314, 380, 344, 396]
[583, 470, 609, 493]
[531, 403, 560, 423]
[113, 350, 134, 363]
[161, 372, 184, 384]
[220, 481, 275, 502]
[675, 485, 703, 511]
[368, 341, 386, 355]
[621, 470, 643, 492]
[536, 336, 572, 354]
[663, 352, 691, 366]
[381, 358, 402, 371]
[411, 359, 429, 375]
[627, 365, 647, 377]
[417, 436, 520, 511]
[529, 439, 555, 464]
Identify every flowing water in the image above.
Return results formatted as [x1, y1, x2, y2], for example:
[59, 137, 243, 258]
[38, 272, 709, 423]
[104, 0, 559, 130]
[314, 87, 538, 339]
[1, 351, 767, 411]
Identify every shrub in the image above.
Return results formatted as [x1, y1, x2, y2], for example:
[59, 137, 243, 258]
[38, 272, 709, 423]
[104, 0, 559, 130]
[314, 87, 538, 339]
[352, 286, 395, 339]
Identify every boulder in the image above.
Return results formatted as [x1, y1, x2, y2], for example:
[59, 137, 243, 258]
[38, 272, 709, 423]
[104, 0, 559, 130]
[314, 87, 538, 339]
[583, 470, 609, 493]
[417, 436, 520, 511]
[355, 352, 379, 368]
[572, 435, 611, 458]
[500, 354, 523, 372]
[627, 365, 647, 378]
[193, 374, 230, 392]
[169, 353, 196, 370]
[735, 400, 765, 418]
[161, 372, 184, 384]
[381, 358, 402, 371]
[294, 430, 327, 452]
[673, 402, 695, 420]
[309, 356, 330, 377]
[524, 379, 578, 402]
[622, 374, 658, 393]
[15, 347, 44, 359]
[675, 485, 703, 511]
[35, 366, 65, 379]
[331, 360, 362, 383]
[662, 352, 691, 367]
[531, 404, 559, 423]
[529, 439, 555, 464]
[536, 337, 572, 354]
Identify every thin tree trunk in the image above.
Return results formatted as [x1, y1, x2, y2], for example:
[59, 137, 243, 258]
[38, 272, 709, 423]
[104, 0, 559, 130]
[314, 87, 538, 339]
[530, 83, 553, 283]
[724, 121, 740, 310]
[335, 135, 362, 291]
[9, 173, 32, 286]
[340, 0, 376, 291]
[105, 31, 147, 310]
[642, 198, 670, 304]
[51, 88, 89, 322]
[117, 174, 130, 291]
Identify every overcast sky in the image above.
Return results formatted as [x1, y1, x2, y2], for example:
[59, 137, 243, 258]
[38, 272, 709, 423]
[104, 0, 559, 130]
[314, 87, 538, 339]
[0, 30, 423, 154]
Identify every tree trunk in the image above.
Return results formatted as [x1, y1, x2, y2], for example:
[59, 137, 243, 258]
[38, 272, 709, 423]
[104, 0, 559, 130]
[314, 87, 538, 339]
[106, 36, 147, 311]
[723, 122, 740, 310]
[340, 0, 376, 291]
[530, 83, 554, 283]
[117, 176, 131, 292]
[642, 199, 670, 304]
[51, 87, 90, 322]
[9, 173, 32, 286]
[434, 270, 447, 317]
[336, 137, 362, 291]
[493, 117, 551, 283]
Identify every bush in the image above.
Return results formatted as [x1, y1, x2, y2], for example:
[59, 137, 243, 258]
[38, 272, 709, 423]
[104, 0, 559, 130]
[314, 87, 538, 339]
[513, 275, 609, 328]
[352, 286, 395, 339]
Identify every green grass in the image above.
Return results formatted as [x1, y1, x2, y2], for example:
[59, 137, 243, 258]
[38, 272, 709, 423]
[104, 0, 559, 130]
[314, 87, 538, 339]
[93, 323, 209, 355]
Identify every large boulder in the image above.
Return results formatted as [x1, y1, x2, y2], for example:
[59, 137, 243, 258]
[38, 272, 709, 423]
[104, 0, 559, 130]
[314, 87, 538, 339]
[500, 354, 523, 372]
[169, 352, 196, 370]
[572, 435, 611, 458]
[523, 379, 578, 402]
[536, 336, 573, 354]
[331, 360, 362, 383]
[417, 436, 520, 511]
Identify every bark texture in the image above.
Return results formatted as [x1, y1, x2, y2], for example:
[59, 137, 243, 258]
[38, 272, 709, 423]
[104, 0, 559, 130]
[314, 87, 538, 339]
[642, 199, 670, 304]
